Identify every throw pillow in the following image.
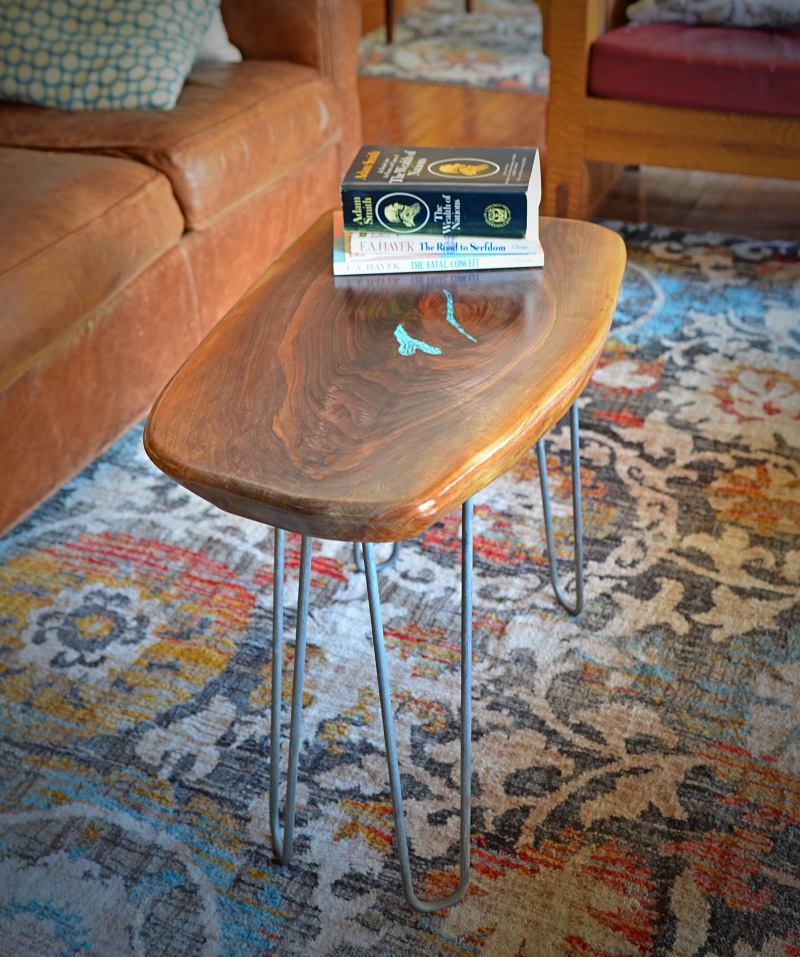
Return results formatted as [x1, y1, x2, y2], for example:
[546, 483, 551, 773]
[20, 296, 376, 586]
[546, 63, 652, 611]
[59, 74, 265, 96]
[196, 6, 241, 63]
[0, 0, 219, 111]
[626, 0, 800, 28]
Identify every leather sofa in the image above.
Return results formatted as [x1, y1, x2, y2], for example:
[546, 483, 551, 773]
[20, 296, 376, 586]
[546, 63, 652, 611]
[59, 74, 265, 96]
[0, 0, 362, 537]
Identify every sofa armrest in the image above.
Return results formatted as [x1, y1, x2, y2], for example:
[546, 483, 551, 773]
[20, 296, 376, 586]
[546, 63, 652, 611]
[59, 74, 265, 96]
[221, 0, 362, 171]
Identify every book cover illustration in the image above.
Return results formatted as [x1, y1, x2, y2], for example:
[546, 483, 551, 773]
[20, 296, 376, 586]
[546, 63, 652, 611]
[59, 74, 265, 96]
[340, 146, 541, 239]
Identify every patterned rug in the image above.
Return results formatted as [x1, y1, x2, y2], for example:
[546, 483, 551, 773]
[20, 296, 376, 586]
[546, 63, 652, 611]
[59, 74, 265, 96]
[1, 222, 799, 956]
[358, 0, 549, 94]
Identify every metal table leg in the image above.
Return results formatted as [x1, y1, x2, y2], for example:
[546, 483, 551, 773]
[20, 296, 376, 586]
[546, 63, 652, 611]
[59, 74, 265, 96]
[536, 401, 584, 616]
[269, 530, 313, 864]
[268, 402, 580, 902]
[352, 541, 402, 573]
[361, 498, 474, 912]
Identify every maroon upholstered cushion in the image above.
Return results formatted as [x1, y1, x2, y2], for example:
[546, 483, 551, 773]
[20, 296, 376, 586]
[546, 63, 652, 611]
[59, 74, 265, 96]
[589, 23, 800, 118]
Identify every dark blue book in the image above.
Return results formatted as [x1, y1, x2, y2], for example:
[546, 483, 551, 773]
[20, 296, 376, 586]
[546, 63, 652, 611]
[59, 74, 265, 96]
[340, 145, 541, 239]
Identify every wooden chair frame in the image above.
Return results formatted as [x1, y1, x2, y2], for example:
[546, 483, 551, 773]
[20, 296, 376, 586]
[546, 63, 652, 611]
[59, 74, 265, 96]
[542, 0, 800, 219]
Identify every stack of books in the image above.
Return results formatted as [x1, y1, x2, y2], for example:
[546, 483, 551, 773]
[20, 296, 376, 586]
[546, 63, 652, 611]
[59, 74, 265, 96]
[333, 145, 544, 276]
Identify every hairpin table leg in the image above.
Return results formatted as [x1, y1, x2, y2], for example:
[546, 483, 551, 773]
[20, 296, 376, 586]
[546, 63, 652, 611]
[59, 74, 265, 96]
[536, 401, 584, 616]
[353, 541, 402, 573]
[269, 529, 313, 864]
[361, 498, 473, 913]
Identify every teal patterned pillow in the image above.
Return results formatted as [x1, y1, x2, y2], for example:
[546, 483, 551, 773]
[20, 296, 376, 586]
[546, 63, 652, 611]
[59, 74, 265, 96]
[0, 0, 218, 111]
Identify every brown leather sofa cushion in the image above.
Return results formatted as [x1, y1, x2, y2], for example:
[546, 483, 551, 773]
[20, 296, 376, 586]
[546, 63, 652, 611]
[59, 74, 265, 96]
[0, 61, 342, 230]
[0, 147, 184, 390]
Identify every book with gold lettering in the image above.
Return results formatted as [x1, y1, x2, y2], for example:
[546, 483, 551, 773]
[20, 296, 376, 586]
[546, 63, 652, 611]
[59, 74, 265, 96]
[340, 145, 540, 240]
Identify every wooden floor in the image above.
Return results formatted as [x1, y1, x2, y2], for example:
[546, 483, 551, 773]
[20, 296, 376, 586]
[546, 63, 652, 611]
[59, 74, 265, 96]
[357, 0, 800, 242]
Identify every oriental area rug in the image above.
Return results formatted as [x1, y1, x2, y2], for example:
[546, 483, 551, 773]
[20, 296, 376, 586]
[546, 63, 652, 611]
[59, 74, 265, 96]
[0, 222, 799, 956]
[358, 0, 549, 94]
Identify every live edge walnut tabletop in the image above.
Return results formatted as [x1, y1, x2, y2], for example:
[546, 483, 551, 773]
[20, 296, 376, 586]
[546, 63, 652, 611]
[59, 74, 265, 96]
[143, 211, 626, 912]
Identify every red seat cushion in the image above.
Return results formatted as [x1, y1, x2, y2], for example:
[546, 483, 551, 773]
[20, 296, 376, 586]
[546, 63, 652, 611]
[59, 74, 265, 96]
[589, 23, 800, 118]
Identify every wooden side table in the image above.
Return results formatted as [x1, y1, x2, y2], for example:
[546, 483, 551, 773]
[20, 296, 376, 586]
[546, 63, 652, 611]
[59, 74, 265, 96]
[144, 212, 625, 911]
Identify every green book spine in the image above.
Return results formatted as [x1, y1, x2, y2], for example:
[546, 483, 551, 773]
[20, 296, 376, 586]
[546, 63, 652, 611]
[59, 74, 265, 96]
[340, 188, 530, 237]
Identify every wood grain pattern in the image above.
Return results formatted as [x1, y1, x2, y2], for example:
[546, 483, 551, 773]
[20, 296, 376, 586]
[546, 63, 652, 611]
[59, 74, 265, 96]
[358, 76, 549, 150]
[144, 214, 625, 542]
[585, 100, 800, 181]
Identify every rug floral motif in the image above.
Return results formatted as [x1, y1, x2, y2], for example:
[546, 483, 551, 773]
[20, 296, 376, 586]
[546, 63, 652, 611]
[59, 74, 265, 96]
[0, 222, 798, 956]
[358, 0, 549, 94]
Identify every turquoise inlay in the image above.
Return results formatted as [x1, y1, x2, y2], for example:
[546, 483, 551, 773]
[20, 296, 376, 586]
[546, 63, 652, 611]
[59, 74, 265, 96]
[443, 289, 476, 342]
[393, 291, 477, 356]
[394, 324, 442, 356]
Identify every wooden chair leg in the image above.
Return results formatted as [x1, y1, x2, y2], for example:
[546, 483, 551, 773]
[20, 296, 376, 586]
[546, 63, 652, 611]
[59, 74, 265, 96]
[385, 0, 394, 43]
[542, 145, 589, 218]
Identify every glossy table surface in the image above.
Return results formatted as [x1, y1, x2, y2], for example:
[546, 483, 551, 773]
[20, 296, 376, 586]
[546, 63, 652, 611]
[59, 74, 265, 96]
[144, 213, 626, 542]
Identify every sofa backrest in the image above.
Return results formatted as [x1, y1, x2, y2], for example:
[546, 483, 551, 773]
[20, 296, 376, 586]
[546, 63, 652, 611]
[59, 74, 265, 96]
[220, 0, 362, 169]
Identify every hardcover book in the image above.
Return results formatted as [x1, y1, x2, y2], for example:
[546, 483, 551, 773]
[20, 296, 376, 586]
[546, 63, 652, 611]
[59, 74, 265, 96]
[340, 145, 541, 240]
[345, 230, 539, 258]
[332, 212, 543, 276]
